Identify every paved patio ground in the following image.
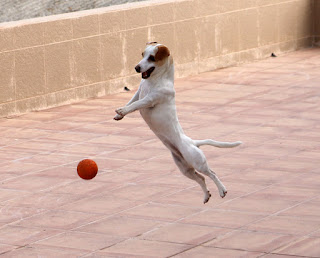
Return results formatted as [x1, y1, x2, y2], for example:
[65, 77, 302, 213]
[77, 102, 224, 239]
[0, 47, 320, 257]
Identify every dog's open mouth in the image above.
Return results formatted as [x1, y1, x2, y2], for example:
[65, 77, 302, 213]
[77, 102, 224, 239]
[142, 67, 155, 79]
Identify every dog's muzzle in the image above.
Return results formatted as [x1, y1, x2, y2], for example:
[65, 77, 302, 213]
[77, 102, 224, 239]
[135, 65, 141, 73]
[135, 65, 155, 79]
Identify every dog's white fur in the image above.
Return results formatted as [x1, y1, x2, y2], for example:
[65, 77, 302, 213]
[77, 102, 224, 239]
[114, 43, 242, 203]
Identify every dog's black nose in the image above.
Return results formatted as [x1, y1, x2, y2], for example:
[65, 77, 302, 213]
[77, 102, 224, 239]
[135, 65, 141, 73]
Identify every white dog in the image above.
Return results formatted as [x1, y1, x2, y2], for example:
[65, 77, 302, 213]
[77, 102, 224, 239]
[114, 42, 242, 203]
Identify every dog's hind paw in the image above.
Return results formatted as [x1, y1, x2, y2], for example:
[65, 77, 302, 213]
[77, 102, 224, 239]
[219, 189, 227, 198]
[203, 191, 211, 204]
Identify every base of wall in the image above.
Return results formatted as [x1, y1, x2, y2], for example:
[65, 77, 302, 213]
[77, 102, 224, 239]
[314, 36, 320, 46]
[0, 83, 107, 118]
[0, 78, 133, 117]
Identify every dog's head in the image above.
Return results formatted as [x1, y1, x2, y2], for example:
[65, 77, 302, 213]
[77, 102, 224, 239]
[135, 42, 171, 79]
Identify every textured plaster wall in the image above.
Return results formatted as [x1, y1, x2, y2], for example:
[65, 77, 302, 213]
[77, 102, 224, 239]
[0, 0, 317, 117]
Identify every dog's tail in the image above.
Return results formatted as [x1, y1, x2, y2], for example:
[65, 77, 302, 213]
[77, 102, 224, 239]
[194, 139, 242, 148]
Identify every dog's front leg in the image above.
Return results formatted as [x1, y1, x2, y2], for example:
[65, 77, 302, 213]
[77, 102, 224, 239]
[115, 94, 158, 117]
[114, 88, 141, 120]
[126, 88, 141, 106]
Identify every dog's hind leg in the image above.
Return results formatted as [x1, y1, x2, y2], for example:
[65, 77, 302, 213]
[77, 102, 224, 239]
[203, 168, 227, 198]
[197, 165, 227, 198]
[171, 153, 211, 204]
[181, 145, 227, 198]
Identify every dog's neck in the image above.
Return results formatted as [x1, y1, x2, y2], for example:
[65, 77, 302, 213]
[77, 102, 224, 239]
[147, 59, 174, 86]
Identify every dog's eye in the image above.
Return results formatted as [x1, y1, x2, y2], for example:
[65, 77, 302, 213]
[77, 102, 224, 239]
[142, 52, 144, 57]
[148, 55, 155, 62]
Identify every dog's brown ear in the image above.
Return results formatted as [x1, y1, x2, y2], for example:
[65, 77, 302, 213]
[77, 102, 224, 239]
[155, 45, 170, 61]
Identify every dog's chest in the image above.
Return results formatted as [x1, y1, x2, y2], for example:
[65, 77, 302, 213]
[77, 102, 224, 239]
[139, 81, 151, 99]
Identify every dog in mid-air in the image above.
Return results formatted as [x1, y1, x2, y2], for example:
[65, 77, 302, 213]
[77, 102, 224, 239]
[114, 42, 242, 203]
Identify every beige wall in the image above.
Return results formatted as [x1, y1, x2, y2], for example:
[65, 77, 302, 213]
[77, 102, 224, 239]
[0, 0, 317, 117]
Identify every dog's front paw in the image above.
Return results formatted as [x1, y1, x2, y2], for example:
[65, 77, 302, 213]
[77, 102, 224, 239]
[113, 114, 124, 121]
[115, 107, 128, 117]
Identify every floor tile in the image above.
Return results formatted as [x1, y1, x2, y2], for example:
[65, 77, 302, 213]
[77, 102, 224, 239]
[0, 175, 72, 192]
[60, 194, 143, 215]
[4, 192, 83, 209]
[246, 216, 320, 236]
[109, 183, 178, 201]
[205, 230, 297, 253]
[181, 209, 265, 229]
[274, 237, 320, 257]
[0, 225, 61, 246]
[96, 239, 190, 257]
[0, 244, 18, 255]
[140, 223, 230, 245]
[173, 245, 263, 258]
[1, 244, 88, 257]
[277, 199, 320, 221]
[75, 215, 162, 238]
[217, 194, 300, 214]
[36, 231, 123, 252]
[14, 209, 104, 230]
[122, 203, 203, 222]
[0, 205, 45, 224]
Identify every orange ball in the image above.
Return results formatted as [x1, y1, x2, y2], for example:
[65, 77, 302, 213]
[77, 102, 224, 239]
[77, 159, 98, 180]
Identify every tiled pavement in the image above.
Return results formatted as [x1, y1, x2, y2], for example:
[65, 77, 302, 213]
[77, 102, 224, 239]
[0, 47, 320, 257]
